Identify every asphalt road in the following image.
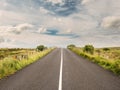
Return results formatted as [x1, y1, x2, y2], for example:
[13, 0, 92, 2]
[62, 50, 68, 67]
[62, 49, 120, 90]
[0, 48, 120, 90]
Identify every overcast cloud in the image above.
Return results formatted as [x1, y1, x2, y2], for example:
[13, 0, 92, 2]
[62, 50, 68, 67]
[0, 0, 120, 48]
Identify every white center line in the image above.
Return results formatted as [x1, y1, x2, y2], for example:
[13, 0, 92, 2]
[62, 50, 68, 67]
[58, 48, 63, 90]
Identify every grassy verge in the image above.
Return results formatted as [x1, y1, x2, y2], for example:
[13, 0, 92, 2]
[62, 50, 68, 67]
[69, 47, 120, 75]
[0, 48, 54, 79]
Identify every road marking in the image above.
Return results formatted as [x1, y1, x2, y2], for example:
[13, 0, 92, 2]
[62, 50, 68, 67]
[58, 48, 63, 90]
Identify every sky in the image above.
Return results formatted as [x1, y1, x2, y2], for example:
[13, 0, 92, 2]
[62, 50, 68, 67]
[0, 0, 120, 48]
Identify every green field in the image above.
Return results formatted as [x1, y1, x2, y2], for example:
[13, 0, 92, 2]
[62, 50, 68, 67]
[0, 48, 53, 79]
[69, 46, 120, 75]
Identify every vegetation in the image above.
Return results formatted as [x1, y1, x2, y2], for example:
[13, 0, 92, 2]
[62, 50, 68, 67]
[67, 44, 76, 49]
[36, 45, 46, 51]
[0, 48, 34, 60]
[68, 45, 120, 75]
[103, 48, 110, 51]
[83, 45, 94, 55]
[0, 48, 54, 79]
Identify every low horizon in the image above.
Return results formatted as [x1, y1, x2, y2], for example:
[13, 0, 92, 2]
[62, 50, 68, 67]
[0, 44, 120, 49]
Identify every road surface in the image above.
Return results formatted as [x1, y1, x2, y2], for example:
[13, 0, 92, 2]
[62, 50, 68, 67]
[0, 48, 120, 90]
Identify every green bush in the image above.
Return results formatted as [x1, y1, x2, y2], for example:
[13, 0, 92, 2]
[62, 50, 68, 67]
[103, 48, 110, 51]
[67, 44, 76, 49]
[36, 45, 46, 51]
[83, 45, 94, 55]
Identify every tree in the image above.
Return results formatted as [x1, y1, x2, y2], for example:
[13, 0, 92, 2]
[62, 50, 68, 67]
[36, 45, 45, 51]
[83, 45, 94, 54]
[103, 48, 110, 51]
[67, 44, 76, 48]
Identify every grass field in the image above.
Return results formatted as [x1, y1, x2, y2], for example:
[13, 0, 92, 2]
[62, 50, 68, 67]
[69, 47, 120, 75]
[0, 48, 35, 60]
[0, 48, 54, 79]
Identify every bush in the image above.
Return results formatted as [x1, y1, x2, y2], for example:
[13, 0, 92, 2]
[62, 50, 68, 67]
[103, 48, 110, 51]
[67, 44, 76, 49]
[83, 45, 94, 55]
[36, 45, 46, 51]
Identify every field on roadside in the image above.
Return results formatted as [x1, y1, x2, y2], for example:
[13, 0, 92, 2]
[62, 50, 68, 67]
[69, 47, 120, 75]
[0, 48, 54, 79]
[0, 48, 36, 60]
[95, 47, 120, 60]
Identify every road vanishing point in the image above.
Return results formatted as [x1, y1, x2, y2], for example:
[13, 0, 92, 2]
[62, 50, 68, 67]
[0, 48, 120, 90]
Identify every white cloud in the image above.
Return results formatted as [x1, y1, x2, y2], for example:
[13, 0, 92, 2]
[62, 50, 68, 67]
[0, 36, 14, 44]
[0, 0, 120, 47]
[81, 0, 93, 5]
[46, 0, 63, 4]
[0, 42, 17, 48]
[0, 1, 9, 8]
[0, 23, 33, 35]
[39, 7, 49, 14]
[16, 23, 33, 31]
[37, 27, 47, 33]
[101, 16, 120, 29]
[0, 10, 27, 25]
[81, 0, 120, 20]
[66, 29, 72, 33]
[53, 17, 63, 23]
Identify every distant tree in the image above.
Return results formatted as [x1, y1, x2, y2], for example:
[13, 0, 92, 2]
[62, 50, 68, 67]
[36, 45, 45, 51]
[67, 44, 76, 48]
[103, 48, 110, 51]
[83, 45, 94, 55]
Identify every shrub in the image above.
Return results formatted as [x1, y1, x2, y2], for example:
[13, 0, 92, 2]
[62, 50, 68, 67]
[103, 48, 110, 51]
[67, 44, 76, 49]
[83, 45, 94, 55]
[36, 45, 46, 51]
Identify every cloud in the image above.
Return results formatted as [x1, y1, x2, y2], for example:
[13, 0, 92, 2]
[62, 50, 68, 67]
[41, 0, 81, 16]
[81, 0, 120, 18]
[0, 0, 120, 47]
[0, 36, 14, 44]
[0, 23, 33, 35]
[39, 7, 50, 14]
[7, 27, 20, 34]
[0, 1, 8, 7]
[0, 40, 17, 48]
[101, 16, 120, 29]
[37, 27, 47, 33]
[0, 10, 28, 25]
[46, 0, 63, 4]
[39, 28, 79, 38]
[81, 0, 92, 5]
[66, 29, 72, 33]
[16, 23, 33, 31]
[42, 29, 59, 35]
[0, 37, 5, 43]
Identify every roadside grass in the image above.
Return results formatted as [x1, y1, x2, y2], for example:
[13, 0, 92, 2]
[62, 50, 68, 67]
[69, 47, 120, 75]
[0, 48, 54, 79]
